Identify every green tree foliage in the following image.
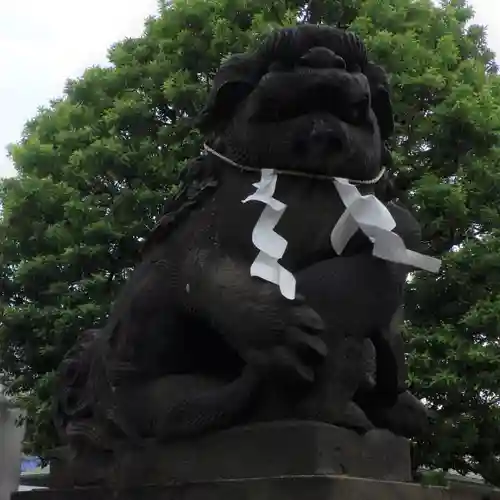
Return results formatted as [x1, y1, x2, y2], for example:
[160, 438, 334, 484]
[1, 0, 500, 484]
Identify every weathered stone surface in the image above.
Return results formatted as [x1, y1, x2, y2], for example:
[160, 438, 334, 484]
[50, 422, 412, 488]
[12, 475, 500, 500]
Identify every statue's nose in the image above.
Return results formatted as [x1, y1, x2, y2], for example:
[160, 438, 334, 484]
[309, 121, 345, 154]
[299, 47, 346, 69]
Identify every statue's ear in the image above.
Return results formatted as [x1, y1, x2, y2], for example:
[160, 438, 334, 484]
[197, 81, 254, 133]
[197, 53, 260, 134]
[364, 62, 395, 140]
[371, 86, 394, 140]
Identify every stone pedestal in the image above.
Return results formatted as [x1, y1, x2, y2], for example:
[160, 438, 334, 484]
[12, 475, 500, 500]
[49, 421, 412, 488]
[11, 422, 500, 500]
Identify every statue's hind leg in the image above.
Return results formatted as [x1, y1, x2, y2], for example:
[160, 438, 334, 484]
[354, 307, 432, 438]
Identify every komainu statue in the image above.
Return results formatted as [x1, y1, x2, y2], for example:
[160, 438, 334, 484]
[52, 24, 440, 485]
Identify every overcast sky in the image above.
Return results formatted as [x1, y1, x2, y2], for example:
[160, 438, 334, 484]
[0, 0, 498, 179]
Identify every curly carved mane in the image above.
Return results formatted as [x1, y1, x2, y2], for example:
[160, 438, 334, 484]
[142, 154, 220, 255]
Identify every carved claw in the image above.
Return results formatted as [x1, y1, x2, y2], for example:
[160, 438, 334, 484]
[360, 390, 432, 438]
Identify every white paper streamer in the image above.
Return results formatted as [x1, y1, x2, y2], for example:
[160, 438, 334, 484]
[331, 178, 441, 273]
[241, 170, 440, 303]
[242, 169, 297, 300]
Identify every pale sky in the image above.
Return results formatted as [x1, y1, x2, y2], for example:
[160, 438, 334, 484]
[0, 0, 498, 179]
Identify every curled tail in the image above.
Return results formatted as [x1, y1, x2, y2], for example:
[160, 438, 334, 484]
[134, 365, 262, 441]
[54, 331, 262, 446]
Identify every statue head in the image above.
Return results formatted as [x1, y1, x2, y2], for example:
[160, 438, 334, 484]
[198, 24, 394, 182]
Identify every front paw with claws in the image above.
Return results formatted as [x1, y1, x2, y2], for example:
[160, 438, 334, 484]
[248, 297, 327, 385]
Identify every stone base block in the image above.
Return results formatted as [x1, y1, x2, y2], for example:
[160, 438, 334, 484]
[12, 475, 500, 500]
[49, 421, 412, 488]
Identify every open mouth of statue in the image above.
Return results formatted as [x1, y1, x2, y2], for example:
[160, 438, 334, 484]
[252, 83, 370, 127]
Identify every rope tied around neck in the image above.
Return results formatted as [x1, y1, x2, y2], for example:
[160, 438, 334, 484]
[203, 143, 386, 186]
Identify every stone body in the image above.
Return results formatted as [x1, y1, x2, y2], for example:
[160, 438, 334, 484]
[51, 24, 435, 489]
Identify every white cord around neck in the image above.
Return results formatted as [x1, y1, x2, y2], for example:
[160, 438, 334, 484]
[203, 143, 386, 185]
